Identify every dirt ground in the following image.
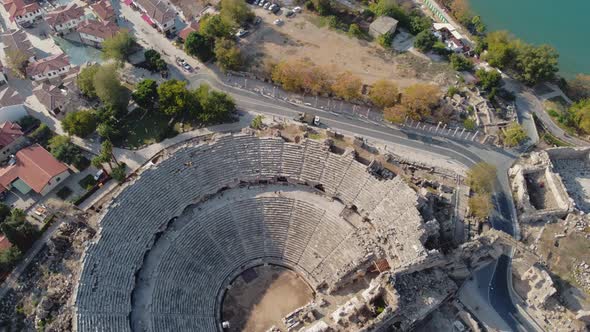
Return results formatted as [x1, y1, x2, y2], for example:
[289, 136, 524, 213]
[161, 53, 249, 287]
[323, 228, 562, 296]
[221, 265, 314, 332]
[241, 8, 455, 88]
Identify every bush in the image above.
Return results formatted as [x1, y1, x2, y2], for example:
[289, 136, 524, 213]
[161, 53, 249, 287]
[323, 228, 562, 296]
[28, 123, 53, 147]
[74, 156, 91, 171]
[502, 122, 527, 147]
[463, 118, 476, 130]
[447, 86, 460, 97]
[468, 192, 493, 219]
[449, 53, 473, 71]
[250, 115, 263, 129]
[467, 162, 497, 194]
[414, 30, 437, 52]
[377, 31, 394, 48]
[78, 174, 98, 190]
[56, 186, 73, 200]
[348, 24, 364, 38]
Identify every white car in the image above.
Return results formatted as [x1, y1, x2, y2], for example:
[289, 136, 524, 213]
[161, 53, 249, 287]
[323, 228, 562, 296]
[293, 6, 301, 13]
[273, 18, 283, 25]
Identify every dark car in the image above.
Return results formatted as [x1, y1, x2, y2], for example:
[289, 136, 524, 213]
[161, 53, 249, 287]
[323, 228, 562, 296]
[271, 4, 280, 13]
[285, 10, 295, 17]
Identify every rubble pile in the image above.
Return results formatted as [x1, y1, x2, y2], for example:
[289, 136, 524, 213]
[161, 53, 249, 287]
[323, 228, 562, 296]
[573, 261, 590, 294]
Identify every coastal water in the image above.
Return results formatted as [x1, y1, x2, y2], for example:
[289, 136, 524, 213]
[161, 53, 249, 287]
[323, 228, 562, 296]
[469, 0, 590, 77]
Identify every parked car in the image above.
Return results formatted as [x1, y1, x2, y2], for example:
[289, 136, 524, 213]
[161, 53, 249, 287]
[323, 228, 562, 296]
[285, 10, 295, 17]
[293, 6, 301, 12]
[271, 4, 280, 13]
[258, 0, 266, 6]
[235, 29, 249, 38]
[175, 57, 186, 66]
[263, 2, 271, 9]
[273, 18, 283, 25]
[268, 3, 276, 11]
[183, 63, 193, 72]
[254, 16, 262, 25]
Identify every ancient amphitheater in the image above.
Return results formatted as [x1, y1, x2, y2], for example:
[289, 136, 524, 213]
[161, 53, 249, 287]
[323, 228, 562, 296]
[73, 133, 502, 331]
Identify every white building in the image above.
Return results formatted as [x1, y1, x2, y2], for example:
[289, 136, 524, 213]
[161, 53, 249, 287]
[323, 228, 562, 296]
[77, 19, 120, 47]
[133, 0, 176, 33]
[3, 0, 44, 27]
[45, 3, 86, 34]
[27, 53, 71, 81]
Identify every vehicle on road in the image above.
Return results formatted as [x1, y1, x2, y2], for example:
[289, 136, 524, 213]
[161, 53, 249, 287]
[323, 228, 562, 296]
[175, 57, 186, 66]
[293, 6, 301, 12]
[254, 16, 262, 25]
[285, 10, 295, 17]
[182, 63, 193, 72]
[273, 18, 283, 25]
[295, 112, 320, 126]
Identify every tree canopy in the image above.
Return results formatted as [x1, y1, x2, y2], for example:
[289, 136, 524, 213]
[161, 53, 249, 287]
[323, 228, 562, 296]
[475, 68, 502, 92]
[144, 49, 167, 72]
[369, 80, 399, 108]
[220, 0, 254, 25]
[184, 32, 214, 61]
[449, 53, 473, 71]
[199, 14, 232, 40]
[132, 79, 159, 109]
[214, 38, 243, 72]
[482, 31, 559, 86]
[94, 64, 129, 110]
[271, 59, 333, 96]
[62, 110, 98, 138]
[198, 89, 236, 123]
[413, 30, 437, 52]
[77, 64, 100, 98]
[5, 49, 28, 78]
[49, 135, 82, 164]
[331, 72, 362, 101]
[502, 122, 528, 147]
[157, 79, 193, 116]
[101, 30, 135, 64]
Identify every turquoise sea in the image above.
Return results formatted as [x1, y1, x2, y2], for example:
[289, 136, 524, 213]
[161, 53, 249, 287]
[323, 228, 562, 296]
[469, 0, 590, 77]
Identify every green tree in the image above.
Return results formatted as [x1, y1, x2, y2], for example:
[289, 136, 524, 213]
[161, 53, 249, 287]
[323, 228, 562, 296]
[471, 15, 486, 34]
[463, 118, 476, 130]
[5, 49, 28, 78]
[409, 13, 431, 35]
[220, 0, 254, 25]
[111, 164, 127, 182]
[502, 122, 527, 147]
[97, 122, 121, 140]
[144, 49, 167, 72]
[570, 99, 590, 134]
[92, 140, 120, 169]
[62, 110, 98, 138]
[475, 68, 502, 92]
[483, 31, 515, 69]
[467, 162, 497, 194]
[101, 30, 135, 64]
[414, 30, 437, 52]
[468, 192, 493, 219]
[214, 38, 243, 72]
[0, 209, 39, 252]
[331, 72, 362, 101]
[49, 135, 81, 164]
[77, 64, 100, 98]
[199, 89, 235, 123]
[28, 123, 52, 146]
[368, 80, 399, 108]
[370, 0, 409, 26]
[157, 79, 191, 116]
[513, 44, 559, 86]
[449, 53, 473, 71]
[94, 64, 129, 110]
[132, 79, 158, 109]
[200, 14, 232, 39]
[184, 32, 214, 61]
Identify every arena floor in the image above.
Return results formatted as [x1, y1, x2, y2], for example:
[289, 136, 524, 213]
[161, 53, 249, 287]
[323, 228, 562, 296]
[222, 265, 314, 331]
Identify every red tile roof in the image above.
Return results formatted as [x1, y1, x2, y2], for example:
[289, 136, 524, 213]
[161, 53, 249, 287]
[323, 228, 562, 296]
[45, 3, 85, 27]
[4, 0, 40, 22]
[0, 121, 23, 148]
[27, 53, 70, 77]
[91, 0, 115, 22]
[0, 144, 69, 194]
[135, 0, 175, 26]
[77, 19, 120, 40]
[178, 20, 199, 40]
